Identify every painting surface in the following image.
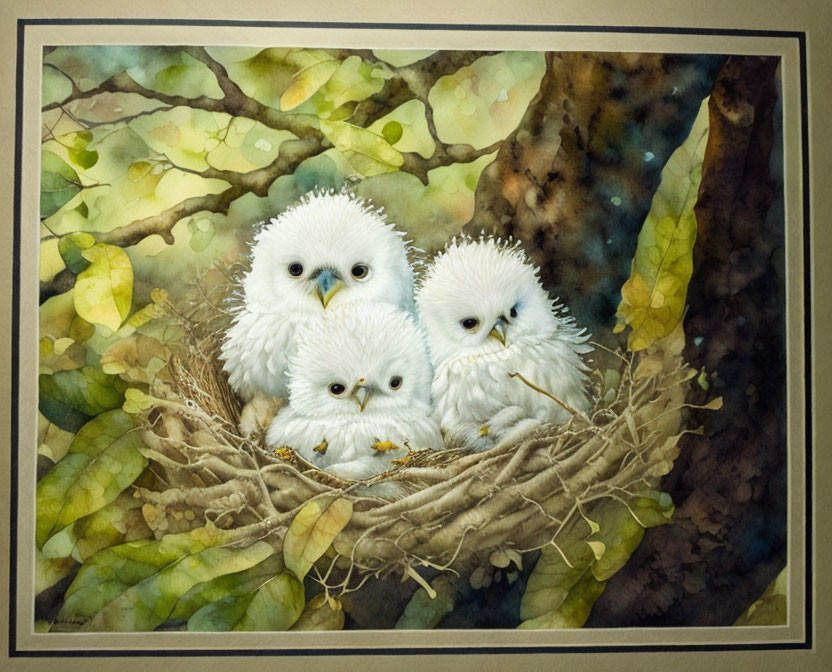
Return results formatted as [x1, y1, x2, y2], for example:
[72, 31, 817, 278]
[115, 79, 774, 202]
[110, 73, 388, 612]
[35, 45, 787, 632]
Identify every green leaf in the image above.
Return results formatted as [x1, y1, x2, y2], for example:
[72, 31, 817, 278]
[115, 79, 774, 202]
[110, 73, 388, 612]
[291, 593, 345, 631]
[519, 523, 595, 622]
[58, 524, 237, 623]
[74, 243, 134, 332]
[58, 232, 96, 274]
[395, 575, 456, 629]
[188, 571, 305, 631]
[283, 497, 353, 580]
[614, 96, 710, 351]
[41, 150, 81, 218]
[170, 552, 280, 621]
[86, 542, 276, 631]
[38, 366, 128, 432]
[42, 65, 73, 107]
[319, 120, 403, 176]
[36, 409, 146, 548]
[518, 569, 606, 629]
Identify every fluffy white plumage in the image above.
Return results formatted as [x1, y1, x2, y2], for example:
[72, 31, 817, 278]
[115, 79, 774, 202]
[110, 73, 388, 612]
[416, 237, 593, 451]
[220, 190, 415, 401]
[266, 303, 443, 480]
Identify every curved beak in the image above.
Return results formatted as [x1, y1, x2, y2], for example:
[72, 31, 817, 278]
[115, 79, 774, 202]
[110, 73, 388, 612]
[314, 268, 344, 309]
[351, 383, 372, 412]
[489, 316, 508, 346]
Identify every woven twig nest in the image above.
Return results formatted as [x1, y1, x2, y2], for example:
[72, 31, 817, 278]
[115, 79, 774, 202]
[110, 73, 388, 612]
[134, 275, 696, 599]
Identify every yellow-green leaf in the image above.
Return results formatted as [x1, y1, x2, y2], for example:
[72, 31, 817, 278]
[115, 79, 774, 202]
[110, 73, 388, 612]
[319, 120, 403, 176]
[283, 497, 353, 579]
[35, 550, 77, 595]
[280, 59, 339, 110]
[36, 409, 147, 548]
[291, 593, 346, 631]
[615, 96, 710, 351]
[74, 243, 133, 332]
[733, 566, 787, 626]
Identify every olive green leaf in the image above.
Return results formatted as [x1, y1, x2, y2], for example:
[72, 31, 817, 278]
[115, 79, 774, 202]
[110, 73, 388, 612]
[57, 232, 95, 274]
[733, 566, 787, 626]
[73, 243, 134, 332]
[38, 366, 128, 432]
[614, 96, 710, 351]
[41, 150, 82, 218]
[170, 552, 281, 621]
[283, 497, 353, 580]
[291, 592, 345, 631]
[518, 569, 606, 629]
[520, 491, 674, 628]
[36, 409, 146, 548]
[57, 524, 239, 624]
[187, 571, 305, 631]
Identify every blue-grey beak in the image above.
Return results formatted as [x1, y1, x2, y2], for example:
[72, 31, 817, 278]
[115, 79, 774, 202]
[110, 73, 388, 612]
[314, 268, 344, 309]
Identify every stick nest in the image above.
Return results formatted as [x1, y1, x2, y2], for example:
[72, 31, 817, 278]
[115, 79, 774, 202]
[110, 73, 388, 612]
[135, 273, 696, 594]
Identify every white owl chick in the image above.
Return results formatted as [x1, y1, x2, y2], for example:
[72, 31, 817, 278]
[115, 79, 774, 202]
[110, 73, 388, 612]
[266, 303, 443, 481]
[416, 237, 593, 452]
[221, 190, 415, 402]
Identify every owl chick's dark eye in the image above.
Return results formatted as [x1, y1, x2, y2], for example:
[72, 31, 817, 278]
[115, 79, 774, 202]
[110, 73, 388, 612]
[510, 305, 518, 319]
[288, 262, 304, 277]
[329, 383, 346, 396]
[351, 263, 369, 280]
[389, 376, 403, 390]
[460, 318, 479, 331]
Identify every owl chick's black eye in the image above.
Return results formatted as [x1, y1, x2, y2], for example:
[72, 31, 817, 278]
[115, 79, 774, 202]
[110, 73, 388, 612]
[351, 263, 369, 280]
[329, 383, 346, 396]
[288, 262, 304, 277]
[460, 318, 479, 330]
[510, 305, 518, 319]
[389, 376, 402, 390]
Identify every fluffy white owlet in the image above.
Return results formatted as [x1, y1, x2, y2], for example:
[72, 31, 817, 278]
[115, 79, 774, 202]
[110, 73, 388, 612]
[220, 190, 415, 402]
[266, 303, 443, 481]
[416, 237, 593, 452]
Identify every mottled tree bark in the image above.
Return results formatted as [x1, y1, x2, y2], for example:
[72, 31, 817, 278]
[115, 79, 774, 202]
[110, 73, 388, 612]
[588, 55, 785, 626]
[464, 52, 725, 335]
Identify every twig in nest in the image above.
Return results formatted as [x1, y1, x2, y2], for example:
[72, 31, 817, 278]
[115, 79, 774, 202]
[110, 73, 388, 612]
[509, 371, 587, 419]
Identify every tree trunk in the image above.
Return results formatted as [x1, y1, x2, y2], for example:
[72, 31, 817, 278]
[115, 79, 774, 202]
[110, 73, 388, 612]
[587, 55, 786, 626]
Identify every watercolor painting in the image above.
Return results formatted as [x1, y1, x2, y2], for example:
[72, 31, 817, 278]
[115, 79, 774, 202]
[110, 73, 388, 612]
[35, 45, 787, 632]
